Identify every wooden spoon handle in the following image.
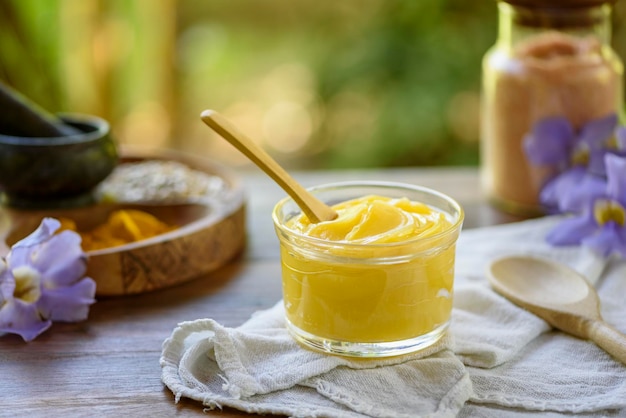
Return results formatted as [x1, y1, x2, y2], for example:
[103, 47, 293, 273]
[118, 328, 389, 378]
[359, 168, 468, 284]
[587, 320, 626, 365]
[200, 110, 337, 223]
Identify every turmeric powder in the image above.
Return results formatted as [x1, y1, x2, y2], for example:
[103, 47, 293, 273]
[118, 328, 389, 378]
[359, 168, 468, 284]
[59, 209, 177, 251]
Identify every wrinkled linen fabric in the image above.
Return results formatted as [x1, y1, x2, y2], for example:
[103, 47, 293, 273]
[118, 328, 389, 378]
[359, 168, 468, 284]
[161, 216, 626, 417]
[161, 308, 471, 418]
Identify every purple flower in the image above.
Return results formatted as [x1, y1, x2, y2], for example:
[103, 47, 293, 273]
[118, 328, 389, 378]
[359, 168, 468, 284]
[523, 114, 622, 212]
[524, 113, 617, 173]
[539, 166, 607, 213]
[546, 154, 626, 258]
[0, 218, 96, 341]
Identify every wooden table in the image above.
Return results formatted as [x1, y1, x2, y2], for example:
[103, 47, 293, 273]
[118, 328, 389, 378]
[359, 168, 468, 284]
[0, 166, 524, 417]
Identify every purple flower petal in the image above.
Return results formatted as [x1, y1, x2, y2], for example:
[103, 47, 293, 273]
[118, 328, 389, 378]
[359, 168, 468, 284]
[7, 218, 61, 268]
[0, 298, 51, 342]
[539, 167, 606, 213]
[12, 218, 60, 250]
[538, 180, 561, 214]
[578, 113, 618, 149]
[616, 126, 626, 150]
[32, 230, 87, 288]
[586, 148, 608, 176]
[0, 260, 14, 303]
[37, 277, 96, 322]
[604, 153, 626, 205]
[581, 221, 626, 258]
[560, 173, 606, 214]
[523, 117, 574, 165]
[546, 212, 597, 246]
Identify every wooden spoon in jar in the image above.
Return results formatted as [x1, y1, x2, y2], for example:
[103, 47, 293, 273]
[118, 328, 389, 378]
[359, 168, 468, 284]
[201, 109, 337, 223]
[488, 255, 626, 365]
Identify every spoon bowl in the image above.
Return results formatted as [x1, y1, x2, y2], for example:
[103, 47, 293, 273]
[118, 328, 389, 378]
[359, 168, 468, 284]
[489, 255, 597, 316]
[488, 255, 626, 364]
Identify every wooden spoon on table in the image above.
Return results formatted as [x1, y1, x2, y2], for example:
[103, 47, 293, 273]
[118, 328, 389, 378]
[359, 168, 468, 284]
[201, 109, 337, 224]
[488, 255, 626, 365]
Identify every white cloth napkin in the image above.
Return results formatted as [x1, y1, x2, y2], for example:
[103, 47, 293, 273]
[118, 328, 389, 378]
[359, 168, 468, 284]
[161, 216, 626, 417]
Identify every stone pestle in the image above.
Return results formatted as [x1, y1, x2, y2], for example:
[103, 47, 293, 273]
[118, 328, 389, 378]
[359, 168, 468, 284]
[0, 81, 81, 138]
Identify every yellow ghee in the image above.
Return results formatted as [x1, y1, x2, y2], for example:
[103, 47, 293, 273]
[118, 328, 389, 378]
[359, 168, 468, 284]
[280, 194, 456, 343]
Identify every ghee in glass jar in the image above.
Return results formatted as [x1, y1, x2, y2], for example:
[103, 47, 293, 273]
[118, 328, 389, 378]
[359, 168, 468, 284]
[272, 182, 464, 357]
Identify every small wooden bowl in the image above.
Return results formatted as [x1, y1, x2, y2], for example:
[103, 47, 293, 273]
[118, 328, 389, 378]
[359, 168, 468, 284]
[0, 148, 246, 297]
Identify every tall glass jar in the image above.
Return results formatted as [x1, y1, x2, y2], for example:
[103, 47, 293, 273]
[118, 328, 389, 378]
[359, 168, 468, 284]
[481, 0, 624, 216]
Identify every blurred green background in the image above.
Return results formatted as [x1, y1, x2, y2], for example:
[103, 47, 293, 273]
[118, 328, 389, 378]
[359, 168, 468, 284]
[1, 0, 625, 170]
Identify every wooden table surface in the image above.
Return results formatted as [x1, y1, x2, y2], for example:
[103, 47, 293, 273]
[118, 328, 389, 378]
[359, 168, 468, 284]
[0, 166, 524, 418]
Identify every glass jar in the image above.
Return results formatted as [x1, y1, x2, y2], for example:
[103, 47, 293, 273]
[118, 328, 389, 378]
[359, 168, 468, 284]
[272, 181, 464, 357]
[481, 0, 624, 216]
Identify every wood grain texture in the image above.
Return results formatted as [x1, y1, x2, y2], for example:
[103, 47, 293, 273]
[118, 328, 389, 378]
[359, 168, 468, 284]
[0, 166, 521, 418]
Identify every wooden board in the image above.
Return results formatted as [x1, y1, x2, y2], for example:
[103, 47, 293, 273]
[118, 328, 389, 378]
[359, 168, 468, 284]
[0, 147, 246, 296]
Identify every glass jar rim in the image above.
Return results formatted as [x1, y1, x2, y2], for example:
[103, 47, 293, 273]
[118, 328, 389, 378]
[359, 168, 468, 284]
[272, 180, 465, 250]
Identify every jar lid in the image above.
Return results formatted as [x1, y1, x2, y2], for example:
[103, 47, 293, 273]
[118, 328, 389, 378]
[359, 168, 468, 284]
[500, 0, 614, 6]
[499, 0, 615, 28]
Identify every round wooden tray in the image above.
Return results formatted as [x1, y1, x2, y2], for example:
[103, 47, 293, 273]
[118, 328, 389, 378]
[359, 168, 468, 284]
[0, 147, 246, 297]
